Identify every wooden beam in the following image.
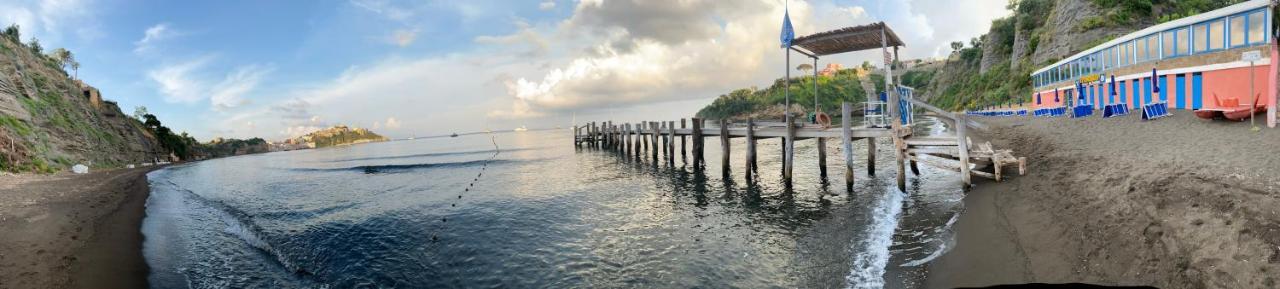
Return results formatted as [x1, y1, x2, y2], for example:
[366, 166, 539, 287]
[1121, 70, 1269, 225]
[651, 122, 659, 162]
[667, 121, 676, 166]
[841, 103, 854, 190]
[867, 137, 877, 176]
[817, 137, 827, 178]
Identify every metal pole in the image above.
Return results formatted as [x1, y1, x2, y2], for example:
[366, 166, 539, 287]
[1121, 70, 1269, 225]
[814, 57, 819, 116]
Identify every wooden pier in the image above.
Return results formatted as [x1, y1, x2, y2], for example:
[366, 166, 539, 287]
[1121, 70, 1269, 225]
[572, 101, 1027, 191]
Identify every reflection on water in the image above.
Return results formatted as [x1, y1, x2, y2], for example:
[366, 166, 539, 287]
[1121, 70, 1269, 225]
[141, 117, 965, 288]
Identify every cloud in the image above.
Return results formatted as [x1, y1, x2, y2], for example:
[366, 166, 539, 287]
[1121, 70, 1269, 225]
[539, 1, 555, 11]
[490, 0, 798, 118]
[474, 20, 548, 57]
[210, 65, 272, 110]
[0, 0, 97, 45]
[349, 0, 413, 22]
[147, 57, 270, 110]
[384, 117, 401, 129]
[148, 57, 212, 104]
[389, 28, 417, 47]
[134, 23, 180, 54]
[842, 6, 867, 19]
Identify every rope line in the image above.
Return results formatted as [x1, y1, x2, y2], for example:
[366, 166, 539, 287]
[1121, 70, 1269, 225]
[433, 132, 501, 242]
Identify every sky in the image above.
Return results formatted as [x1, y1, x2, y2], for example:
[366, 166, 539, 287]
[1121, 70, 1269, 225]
[1, 0, 1009, 141]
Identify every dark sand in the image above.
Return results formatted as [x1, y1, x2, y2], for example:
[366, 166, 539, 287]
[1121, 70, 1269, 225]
[927, 112, 1280, 288]
[0, 166, 161, 289]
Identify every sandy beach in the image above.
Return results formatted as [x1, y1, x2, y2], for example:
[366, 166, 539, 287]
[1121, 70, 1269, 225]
[927, 112, 1280, 288]
[0, 167, 161, 289]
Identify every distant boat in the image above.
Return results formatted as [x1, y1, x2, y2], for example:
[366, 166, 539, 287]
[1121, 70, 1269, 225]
[514, 126, 528, 132]
[450, 133, 458, 138]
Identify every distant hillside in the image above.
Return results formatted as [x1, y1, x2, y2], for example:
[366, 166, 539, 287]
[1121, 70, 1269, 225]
[922, 0, 1251, 111]
[289, 126, 388, 149]
[696, 67, 872, 120]
[0, 26, 166, 173]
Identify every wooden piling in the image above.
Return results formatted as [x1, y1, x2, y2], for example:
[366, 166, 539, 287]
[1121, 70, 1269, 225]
[719, 119, 730, 176]
[842, 103, 854, 189]
[784, 115, 795, 184]
[680, 119, 687, 164]
[650, 122, 659, 162]
[667, 121, 676, 166]
[634, 123, 642, 158]
[867, 138, 877, 176]
[957, 114, 971, 188]
[691, 118, 704, 169]
[746, 118, 757, 178]
[817, 137, 827, 178]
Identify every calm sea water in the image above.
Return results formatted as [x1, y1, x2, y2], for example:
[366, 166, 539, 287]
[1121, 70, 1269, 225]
[142, 118, 965, 289]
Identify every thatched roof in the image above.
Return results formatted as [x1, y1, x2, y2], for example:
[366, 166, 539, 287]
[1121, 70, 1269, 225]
[792, 22, 905, 56]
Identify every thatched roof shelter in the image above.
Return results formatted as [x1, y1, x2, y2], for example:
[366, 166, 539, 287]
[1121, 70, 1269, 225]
[792, 22, 905, 56]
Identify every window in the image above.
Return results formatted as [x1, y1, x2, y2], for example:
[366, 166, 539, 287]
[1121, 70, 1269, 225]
[1230, 15, 1246, 47]
[1121, 42, 1131, 66]
[1162, 32, 1174, 58]
[1175, 28, 1189, 56]
[1102, 48, 1110, 70]
[1248, 10, 1266, 44]
[1209, 19, 1225, 50]
[1193, 23, 1208, 53]
[1151, 37, 1160, 60]
[1135, 38, 1147, 61]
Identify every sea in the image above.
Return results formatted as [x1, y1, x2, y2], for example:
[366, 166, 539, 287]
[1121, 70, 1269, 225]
[141, 117, 966, 289]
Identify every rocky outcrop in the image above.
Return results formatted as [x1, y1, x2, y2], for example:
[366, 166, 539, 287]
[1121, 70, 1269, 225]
[1030, 0, 1141, 66]
[292, 125, 388, 149]
[0, 36, 164, 172]
[980, 28, 1010, 74]
[1011, 23, 1031, 69]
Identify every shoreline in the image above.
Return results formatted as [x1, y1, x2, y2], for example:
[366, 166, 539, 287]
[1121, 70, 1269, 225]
[925, 113, 1280, 288]
[0, 166, 163, 289]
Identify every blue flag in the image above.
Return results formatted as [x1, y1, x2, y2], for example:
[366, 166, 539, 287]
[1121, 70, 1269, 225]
[780, 10, 794, 48]
[1151, 68, 1160, 94]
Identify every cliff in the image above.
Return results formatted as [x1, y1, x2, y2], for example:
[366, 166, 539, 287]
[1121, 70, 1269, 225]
[0, 33, 165, 173]
[290, 125, 388, 149]
[921, 0, 1247, 111]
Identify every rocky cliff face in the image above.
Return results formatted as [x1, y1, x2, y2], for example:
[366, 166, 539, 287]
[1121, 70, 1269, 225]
[0, 36, 164, 172]
[979, 26, 1011, 74]
[1030, 0, 1141, 66]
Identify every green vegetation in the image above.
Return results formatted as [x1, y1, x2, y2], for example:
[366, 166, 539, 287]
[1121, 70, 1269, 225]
[141, 114, 199, 160]
[0, 115, 33, 137]
[695, 69, 869, 120]
[300, 126, 388, 148]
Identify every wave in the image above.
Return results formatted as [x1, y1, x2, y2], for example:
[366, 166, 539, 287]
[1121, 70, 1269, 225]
[845, 189, 906, 289]
[324, 148, 531, 163]
[291, 159, 515, 174]
[160, 180, 314, 277]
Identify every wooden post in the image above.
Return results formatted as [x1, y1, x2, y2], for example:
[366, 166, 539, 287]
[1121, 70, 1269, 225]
[817, 137, 828, 178]
[691, 118, 703, 169]
[842, 103, 854, 190]
[623, 124, 630, 155]
[651, 122, 659, 162]
[746, 118, 757, 179]
[680, 118, 688, 164]
[719, 119, 730, 176]
[784, 115, 795, 184]
[889, 87, 906, 192]
[867, 138, 877, 176]
[667, 121, 676, 166]
[635, 123, 642, 158]
[957, 114, 972, 188]
[642, 123, 649, 155]
[606, 121, 612, 148]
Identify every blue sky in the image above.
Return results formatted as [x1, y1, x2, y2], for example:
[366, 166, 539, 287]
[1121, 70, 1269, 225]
[3, 0, 1007, 141]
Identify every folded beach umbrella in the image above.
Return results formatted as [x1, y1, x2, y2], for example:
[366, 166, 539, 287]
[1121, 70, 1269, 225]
[1035, 92, 1041, 105]
[1151, 68, 1160, 94]
[1054, 88, 1059, 103]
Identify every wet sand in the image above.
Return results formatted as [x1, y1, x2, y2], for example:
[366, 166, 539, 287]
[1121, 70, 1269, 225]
[927, 112, 1280, 288]
[0, 166, 161, 289]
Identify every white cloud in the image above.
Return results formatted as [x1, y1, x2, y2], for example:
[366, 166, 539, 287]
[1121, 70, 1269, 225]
[349, 0, 413, 22]
[384, 117, 401, 129]
[0, 0, 97, 46]
[134, 23, 180, 54]
[148, 57, 212, 104]
[842, 6, 867, 19]
[147, 57, 270, 110]
[539, 1, 556, 11]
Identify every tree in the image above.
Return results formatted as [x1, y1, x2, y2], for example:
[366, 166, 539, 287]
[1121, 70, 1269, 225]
[27, 37, 42, 54]
[796, 63, 814, 74]
[861, 61, 872, 70]
[950, 41, 964, 54]
[133, 106, 149, 121]
[48, 48, 76, 75]
[2, 24, 18, 42]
